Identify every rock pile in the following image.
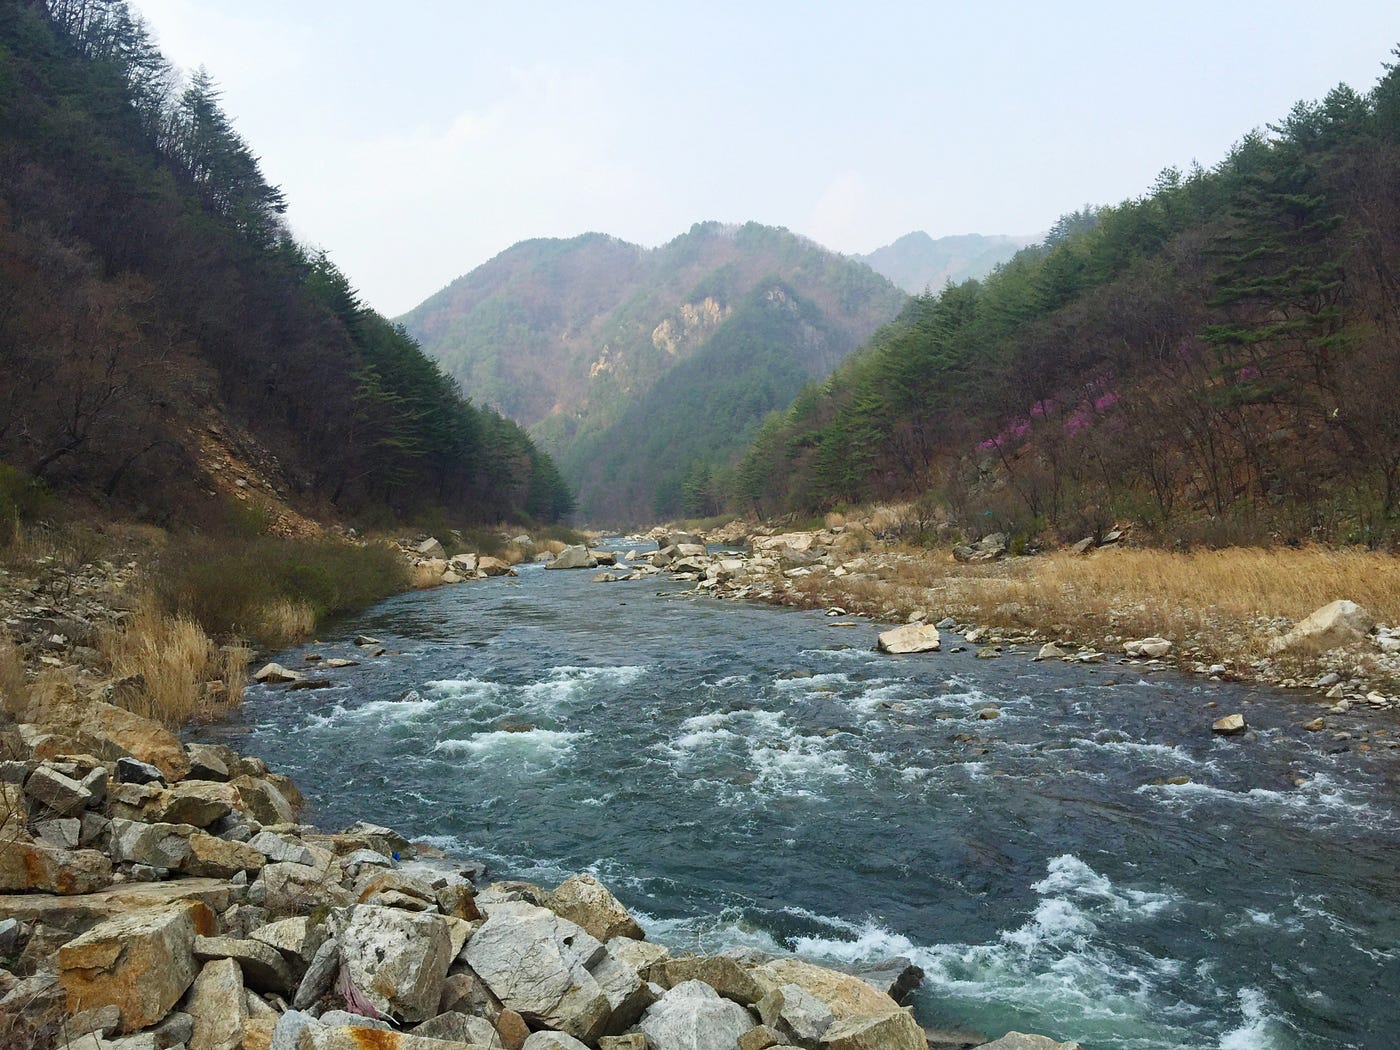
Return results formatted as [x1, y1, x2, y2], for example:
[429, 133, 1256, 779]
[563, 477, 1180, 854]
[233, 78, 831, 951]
[0, 698, 1083, 1050]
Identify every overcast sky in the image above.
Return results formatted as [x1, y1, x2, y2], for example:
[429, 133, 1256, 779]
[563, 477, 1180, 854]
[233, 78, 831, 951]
[132, 1, 1398, 317]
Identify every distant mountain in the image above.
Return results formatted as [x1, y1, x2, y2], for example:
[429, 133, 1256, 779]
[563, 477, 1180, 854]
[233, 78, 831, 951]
[858, 231, 1028, 293]
[400, 222, 907, 522]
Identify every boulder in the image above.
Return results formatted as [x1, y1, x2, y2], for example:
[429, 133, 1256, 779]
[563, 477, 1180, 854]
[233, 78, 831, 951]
[0, 843, 112, 895]
[252, 664, 302, 684]
[183, 832, 267, 879]
[638, 979, 756, 1049]
[462, 903, 642, 1042]
[449, 553, 479, 574]
[547, 545, 598, 570]
[818, 1008, 926, 1049]
[1212, 713, 1247, 736]
[737, 1029, 785, 1050]
[194, 935, 295, 995]
[876, 624, 941, 655]
[756, 982, 834, 1043]
[109, 818, 195, 869]
[258, 860, 353, 919]
[336, 904, 454, 1023]
[58, 900, 215, 1032]
[1123, 637, 1173, 659]
[248, 831, 315, 867]
[1271, 600, 1374, 655]
[230, 775, 297, 825]
[545, 873, 644, 942]
[412, 1011, 501, 1044]
[24, 765, 93, 817]
[299, 1027, 483, 1050]
[184, 745, 231, 782]
[415, 537, 447, 559]
[477, 557, 514, 577]
[523, 1034, 591, 1050]
[755, 959, 900, 1021]
[147, 782, 240, 827]
[606, 936, 669, 979]
[47, 701, 191, 782]
[651, 955, 766, 1006]
[1035, 643, 1069, 661]
[975, 1035, 1083, 1050]
[183, 958, 246, 1050]
[0, 878, 234, 937]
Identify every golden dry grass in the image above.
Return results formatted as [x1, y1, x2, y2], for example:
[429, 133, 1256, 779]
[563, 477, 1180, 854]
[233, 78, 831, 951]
[254, 598, 315, 647]
[795, 544, 1400, 675]
[0, 634, 27, 717]
[100, 601, 245, 725]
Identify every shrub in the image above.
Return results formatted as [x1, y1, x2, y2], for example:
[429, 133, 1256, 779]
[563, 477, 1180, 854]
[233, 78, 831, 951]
[154, 535, 408, 645]
[100, 603, 239, 725]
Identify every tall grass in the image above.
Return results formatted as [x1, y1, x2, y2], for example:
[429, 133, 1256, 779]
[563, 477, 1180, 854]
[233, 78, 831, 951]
[794, 545, 1400, 673]
[100, 603, 246, 725]
[0, 635, 26, 717]
[155, 535, 408, 646]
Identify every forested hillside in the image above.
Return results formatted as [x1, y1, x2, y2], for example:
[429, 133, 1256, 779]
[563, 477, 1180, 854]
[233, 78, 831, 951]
[857, 231, 1026, 293]
[0, 0, 572, 528]
[735, 55, 1400, 548]
[400, 222, 906, 522]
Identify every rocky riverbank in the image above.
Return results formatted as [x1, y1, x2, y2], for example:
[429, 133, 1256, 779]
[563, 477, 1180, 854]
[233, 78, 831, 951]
[562, 524, 1400, 752]
[0, 696, 1082, 1050]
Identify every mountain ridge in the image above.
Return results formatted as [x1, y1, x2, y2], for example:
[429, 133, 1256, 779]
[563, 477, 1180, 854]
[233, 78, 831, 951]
[857, 230, 1029, 293]
[400, 221, 909, 521]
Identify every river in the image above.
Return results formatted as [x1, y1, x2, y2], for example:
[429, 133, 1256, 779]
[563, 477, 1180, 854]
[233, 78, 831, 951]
[202, 548, 1400, 1049]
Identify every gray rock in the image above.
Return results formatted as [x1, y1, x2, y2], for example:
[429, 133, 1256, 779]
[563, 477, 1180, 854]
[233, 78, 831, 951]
[757, 982, 833, 1043]
[522, 1034, 591, 1050]
[291, 936, 338, 1010]
[269, 1010, 319, 1050]
[248, 831, 314, 866]
[974, 1034, 1083, 1050]
[24, 766, 93, 817]
[315, 1011, 391, 1031]
[547, 545, 598, 570]
[335, 904, 454, 1023]
[462, 902, 635, 1042]
[412, 1011, 502, 1045]
[876, 624, 940, 655]
[116, 757, 167, 785]
[33, 817, 82, 849]
[639, 979, 756, 1049]
[193, 935, 295, 995]
[109, 818, 195, 869]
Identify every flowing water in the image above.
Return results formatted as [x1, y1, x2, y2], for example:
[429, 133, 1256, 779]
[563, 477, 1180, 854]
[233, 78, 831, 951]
[202, 549, 1400, 1049]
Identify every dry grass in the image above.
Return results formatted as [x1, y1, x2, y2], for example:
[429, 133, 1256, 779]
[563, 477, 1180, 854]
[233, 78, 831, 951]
[100, 601, 246, 725]
[0, 634, 25, 717]
[255, 598, 316, 647]
[796, 544, 1400, 675]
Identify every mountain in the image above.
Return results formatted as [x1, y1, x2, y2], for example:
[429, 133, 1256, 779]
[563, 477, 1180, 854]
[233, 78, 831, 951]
[0, 1, 571, 528]
[734, 64, 1400, 547]
[857, 231, 1027, 293]
[401, 222, 907, 522]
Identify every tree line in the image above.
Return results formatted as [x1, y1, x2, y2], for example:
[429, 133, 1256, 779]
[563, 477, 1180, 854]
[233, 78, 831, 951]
[732, 53, 1400, 547]
[0, 0, 573, 527]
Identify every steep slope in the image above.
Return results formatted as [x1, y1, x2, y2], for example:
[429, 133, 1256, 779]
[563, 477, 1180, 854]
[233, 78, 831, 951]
[0, 1, 571, 527]
[857, 231, 1026, 293]
[401, 221, 907, 522]
[736, 64, 1400, 547]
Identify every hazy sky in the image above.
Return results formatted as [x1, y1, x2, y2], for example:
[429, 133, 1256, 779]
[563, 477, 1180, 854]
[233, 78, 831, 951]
[133, 1, 1398, 316]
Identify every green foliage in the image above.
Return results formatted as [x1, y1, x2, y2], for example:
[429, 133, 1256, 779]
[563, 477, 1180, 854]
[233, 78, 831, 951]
[0, 2, 571, 529]
[155, 535, 408, 642]
[733, 51, 1400, 546]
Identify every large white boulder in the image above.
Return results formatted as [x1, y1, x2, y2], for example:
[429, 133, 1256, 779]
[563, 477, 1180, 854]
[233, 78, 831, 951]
[461, 902, 646, 1043]
[547, 545, 598, 570]
[1271, 600, 1373, 654]
[638, 980, 756, 1049]
[876, 624, 941, 654]
[335, 904, 454, 1022]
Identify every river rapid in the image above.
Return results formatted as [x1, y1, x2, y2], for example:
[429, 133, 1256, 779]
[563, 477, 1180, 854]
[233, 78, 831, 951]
[203, 547, 1400, 1049]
